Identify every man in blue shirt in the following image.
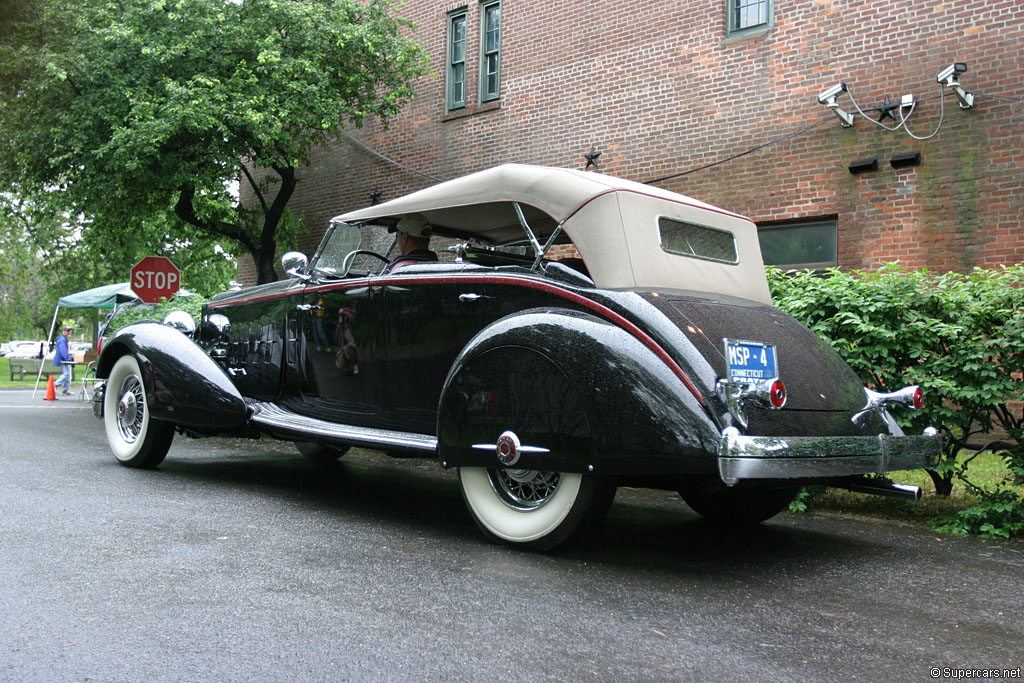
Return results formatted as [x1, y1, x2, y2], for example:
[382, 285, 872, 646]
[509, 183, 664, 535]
[53, 325, 73, 395]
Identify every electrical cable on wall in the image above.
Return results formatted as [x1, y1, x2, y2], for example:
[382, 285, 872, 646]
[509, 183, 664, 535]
[338, 129, 445, 183]
[643, 117, 834, 185]
[845, 86, 947, 140]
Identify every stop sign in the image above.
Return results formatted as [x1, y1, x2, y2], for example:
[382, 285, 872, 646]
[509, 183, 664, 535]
[131, 256, 181, 303]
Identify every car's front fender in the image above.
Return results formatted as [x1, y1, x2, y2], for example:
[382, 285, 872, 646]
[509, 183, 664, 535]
[97, 322, 249, 433]
[437, 309, 721, 476]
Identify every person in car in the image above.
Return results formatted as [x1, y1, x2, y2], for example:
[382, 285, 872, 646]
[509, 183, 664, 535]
[383, 213, 439, 274]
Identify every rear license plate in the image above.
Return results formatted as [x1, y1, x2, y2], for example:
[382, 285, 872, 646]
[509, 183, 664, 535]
[724, 338, 778, 384]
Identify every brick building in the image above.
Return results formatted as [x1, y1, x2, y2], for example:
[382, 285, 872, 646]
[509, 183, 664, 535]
[238, 0, 1023, 282]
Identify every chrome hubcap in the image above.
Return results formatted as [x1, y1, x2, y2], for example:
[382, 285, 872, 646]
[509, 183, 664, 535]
[116, 375, 144, 444]
[489, 469, 562, 511]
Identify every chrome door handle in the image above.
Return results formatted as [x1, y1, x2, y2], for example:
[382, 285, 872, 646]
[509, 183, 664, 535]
[458, 293, 482, 302]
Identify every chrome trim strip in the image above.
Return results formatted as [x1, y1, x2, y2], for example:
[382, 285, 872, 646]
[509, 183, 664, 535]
[248, 401, 437, 452]
[471, 444, 551, 453]
[717, 427, 941, 485]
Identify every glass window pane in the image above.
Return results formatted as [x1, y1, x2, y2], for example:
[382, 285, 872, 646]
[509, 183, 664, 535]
[659, 217, 738, 264]
[734, 0, 768, 30]
[451, 17, 465, 62]
[452, 63, 464, 102]
[448, 12, 466, 109]
[481, 3, 501, 102]
[757, 221, 837, 269]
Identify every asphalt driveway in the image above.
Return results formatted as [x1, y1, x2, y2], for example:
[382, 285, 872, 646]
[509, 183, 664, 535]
[1, 388, 1021, 681]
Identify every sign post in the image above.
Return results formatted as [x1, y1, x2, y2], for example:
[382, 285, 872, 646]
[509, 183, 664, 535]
[131, 256, 181, 304]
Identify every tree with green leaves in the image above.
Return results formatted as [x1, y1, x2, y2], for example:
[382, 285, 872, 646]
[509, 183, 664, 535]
[0, 190, 237, 340]
[0, 0, 428, 284]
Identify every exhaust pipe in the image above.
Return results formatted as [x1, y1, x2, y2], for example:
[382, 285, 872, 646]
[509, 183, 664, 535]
[835, 477, 922, 501]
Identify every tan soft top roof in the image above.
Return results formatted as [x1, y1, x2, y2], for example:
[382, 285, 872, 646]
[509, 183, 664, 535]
[335, 164, 770, 303]
[337, 163, 742, 243]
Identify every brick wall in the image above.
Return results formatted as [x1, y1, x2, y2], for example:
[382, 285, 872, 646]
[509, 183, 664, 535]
[238, 0, 1023, 283]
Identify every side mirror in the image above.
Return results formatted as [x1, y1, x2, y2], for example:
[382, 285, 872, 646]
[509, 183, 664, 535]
[281, 251, 309, 280]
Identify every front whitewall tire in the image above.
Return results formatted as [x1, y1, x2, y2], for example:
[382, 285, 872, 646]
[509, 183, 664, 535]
[103, 355, 173, 469]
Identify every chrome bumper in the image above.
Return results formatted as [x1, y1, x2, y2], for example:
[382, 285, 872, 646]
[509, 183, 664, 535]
[717, 426, 941, 485]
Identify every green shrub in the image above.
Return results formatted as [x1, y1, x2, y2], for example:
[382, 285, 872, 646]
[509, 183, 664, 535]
[768, 264, 1024, 537]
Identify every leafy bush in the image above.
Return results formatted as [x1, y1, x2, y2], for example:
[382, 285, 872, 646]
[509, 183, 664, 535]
[768, 264, 1024, 537]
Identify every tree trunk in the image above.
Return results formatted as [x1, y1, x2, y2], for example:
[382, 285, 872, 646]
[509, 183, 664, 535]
[928, 469, 954, 497]
[254, 249, 278, 285]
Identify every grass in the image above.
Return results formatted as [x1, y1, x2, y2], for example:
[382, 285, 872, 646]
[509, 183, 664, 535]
[0, 357, 80, 390]
[0, 357, 42, 389]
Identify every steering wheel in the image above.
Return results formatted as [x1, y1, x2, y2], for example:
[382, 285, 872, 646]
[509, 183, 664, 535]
[342, 250, 390, 276]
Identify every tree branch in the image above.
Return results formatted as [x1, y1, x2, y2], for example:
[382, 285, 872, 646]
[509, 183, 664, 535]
[174, 184, 257, 254]
[239, 162, 269, 216]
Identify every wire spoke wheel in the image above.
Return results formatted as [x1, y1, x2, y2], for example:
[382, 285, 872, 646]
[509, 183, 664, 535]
[115, 374, 146, 444]
[489, 469, 562, 510]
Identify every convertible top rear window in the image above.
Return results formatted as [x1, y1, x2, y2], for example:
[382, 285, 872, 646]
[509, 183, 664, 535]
[658, 217, 738, 264]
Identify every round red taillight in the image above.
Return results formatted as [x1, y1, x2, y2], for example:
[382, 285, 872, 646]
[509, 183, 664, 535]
[913, 386, 923, 410]
[769, 379, 787, 409]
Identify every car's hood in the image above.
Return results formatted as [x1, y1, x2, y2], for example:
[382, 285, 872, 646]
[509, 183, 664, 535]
[637, 289, 868, 413]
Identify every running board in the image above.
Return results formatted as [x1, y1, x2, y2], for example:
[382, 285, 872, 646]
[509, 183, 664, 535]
[248, 401, 437, 453]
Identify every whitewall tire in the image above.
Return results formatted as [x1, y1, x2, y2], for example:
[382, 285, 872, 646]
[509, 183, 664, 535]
[458, 467, 615, 550]
[103, 355, 174, 469]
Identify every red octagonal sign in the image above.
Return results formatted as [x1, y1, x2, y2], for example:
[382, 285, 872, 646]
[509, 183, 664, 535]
[131, 256, 181, 303]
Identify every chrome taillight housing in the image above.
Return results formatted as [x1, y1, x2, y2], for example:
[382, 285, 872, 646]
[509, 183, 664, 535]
[865, 385, 924, 412]
[852, 385, 924, 426]
[717, 377, 787, 429]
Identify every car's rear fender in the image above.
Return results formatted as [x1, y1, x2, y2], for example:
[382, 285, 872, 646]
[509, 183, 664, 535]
[437, 309, 722, 476]
[97, 322, 250, 433]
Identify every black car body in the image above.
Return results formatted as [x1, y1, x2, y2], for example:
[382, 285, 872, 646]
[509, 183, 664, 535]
[94, 164, 940, 549]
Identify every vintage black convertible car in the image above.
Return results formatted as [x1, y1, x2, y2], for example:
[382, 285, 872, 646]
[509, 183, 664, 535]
[94, 164, 941, 549]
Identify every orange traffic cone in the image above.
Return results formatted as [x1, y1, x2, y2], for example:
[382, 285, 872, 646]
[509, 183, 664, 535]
[44, 375, 57, 401]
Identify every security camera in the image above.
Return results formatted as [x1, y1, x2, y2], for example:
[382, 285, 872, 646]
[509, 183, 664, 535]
[817, 82, 848, 104]
[936, 62, 973, 109]
[936, 62, 968, 85]
[816, 82, 854, 126]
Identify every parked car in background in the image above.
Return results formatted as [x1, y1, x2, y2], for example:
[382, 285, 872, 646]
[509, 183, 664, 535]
[92, 164, 942, 550]
[6, 340, 47, 359]
[0, 343, 10, 357]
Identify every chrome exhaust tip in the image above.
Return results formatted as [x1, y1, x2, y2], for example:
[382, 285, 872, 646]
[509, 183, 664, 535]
[836, 477, 923, 501]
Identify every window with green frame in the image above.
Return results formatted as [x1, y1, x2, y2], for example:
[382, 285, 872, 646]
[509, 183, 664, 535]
[447, 10, 467, 111]
[479, 1, 501, 103]
[757, 219, 837, 271]
[727, 0, 771, 34]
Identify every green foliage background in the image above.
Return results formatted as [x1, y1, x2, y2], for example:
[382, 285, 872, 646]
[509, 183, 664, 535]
[0, 0, 428, 288]
[768, 264, 1024, 538]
